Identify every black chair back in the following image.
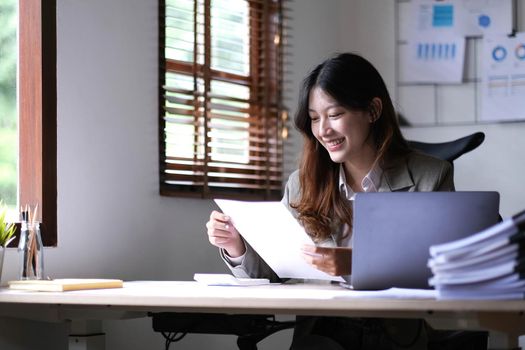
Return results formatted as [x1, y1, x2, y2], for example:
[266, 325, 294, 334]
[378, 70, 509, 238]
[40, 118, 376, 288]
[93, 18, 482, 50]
[407, 132, 485, 163]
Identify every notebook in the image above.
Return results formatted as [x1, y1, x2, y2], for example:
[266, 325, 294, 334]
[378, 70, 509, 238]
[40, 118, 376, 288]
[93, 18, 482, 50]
[350, 191, 500, 290]
[8, 279, 124, 292]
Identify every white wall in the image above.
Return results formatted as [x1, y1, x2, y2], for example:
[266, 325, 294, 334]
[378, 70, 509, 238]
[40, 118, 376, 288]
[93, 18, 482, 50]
[1, 0, 523, 349]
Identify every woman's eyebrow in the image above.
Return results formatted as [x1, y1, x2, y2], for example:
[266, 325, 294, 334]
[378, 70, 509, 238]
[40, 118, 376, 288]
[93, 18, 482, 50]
[308, 104, 341, 113]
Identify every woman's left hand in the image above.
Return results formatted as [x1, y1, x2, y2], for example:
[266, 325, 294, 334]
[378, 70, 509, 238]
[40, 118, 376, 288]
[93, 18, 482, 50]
[301, 245, 352, 276]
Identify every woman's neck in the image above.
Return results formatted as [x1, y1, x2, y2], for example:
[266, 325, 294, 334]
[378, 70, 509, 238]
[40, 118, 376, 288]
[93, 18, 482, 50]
[343, 146, 377, 192]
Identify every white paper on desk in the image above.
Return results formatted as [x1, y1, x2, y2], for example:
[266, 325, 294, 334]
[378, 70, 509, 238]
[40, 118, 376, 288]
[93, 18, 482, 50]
[214, 199, 344, 282]
[337, 285, 437, 299]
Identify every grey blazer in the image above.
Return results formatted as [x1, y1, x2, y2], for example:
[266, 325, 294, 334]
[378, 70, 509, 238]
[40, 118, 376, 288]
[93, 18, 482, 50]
[221, 151, 454, 282]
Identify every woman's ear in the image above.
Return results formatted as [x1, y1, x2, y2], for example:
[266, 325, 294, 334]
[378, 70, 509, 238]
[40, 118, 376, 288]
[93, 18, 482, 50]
[369, 97, 383, 123]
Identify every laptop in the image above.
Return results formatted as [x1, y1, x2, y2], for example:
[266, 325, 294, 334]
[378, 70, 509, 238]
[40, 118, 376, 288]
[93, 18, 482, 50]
[350, 191, 500, 290]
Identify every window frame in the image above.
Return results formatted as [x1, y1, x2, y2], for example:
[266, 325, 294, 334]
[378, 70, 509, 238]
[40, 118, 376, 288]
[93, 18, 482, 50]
[14, 0, 57, 247]
[159, 0, 286, 201]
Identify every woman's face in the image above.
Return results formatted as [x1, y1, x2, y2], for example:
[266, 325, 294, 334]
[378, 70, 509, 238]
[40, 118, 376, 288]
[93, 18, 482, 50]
[308, 86, 374, 164]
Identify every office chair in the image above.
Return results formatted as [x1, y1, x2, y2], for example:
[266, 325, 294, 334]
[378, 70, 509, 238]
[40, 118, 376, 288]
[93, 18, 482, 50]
[407, 132, 485, 163]
[151, 312, 295, 350]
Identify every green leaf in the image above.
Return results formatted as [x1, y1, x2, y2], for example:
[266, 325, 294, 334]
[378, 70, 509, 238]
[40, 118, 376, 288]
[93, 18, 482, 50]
[0, 201, 16, 247]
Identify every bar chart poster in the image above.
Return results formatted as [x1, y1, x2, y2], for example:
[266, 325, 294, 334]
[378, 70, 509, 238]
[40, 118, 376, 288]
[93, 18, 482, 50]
[399, 35, 465, 84]
[410, 0, 512, 36]
[481, 33, 525, 122]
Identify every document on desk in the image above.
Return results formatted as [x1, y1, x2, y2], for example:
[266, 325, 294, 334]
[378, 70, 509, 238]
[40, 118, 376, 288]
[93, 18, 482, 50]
[338, 284, 437, 299]
[215, 199, 344, 282]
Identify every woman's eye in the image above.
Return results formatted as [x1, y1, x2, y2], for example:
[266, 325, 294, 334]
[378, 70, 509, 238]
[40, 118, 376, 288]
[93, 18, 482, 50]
[310, 116, 319, 123]
[329, 112, 343, 118]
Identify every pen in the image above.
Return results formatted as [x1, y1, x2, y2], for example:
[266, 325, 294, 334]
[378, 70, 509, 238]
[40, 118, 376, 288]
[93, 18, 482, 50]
[19, 206, 28, 279]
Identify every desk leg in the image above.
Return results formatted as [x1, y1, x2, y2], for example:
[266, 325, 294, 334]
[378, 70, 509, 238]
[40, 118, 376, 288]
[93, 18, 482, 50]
[478, 313, 524, 350]
[68, 320, 105, 350]
[488, 331, 521, 350]
[426, 312, 524, 350]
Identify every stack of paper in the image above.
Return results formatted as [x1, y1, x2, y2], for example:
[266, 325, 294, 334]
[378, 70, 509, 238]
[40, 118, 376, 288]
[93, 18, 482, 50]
[428, 210, 525, 300]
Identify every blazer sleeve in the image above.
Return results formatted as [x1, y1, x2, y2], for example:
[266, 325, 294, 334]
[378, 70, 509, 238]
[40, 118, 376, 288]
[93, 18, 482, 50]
[220, 242, 280, 282]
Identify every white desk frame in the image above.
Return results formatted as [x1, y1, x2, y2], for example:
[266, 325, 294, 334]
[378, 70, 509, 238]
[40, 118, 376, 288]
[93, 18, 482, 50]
[0, 281, 524, 349]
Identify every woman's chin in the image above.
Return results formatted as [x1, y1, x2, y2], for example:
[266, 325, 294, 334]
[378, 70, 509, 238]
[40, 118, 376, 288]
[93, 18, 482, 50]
[328, 153, 346, 163]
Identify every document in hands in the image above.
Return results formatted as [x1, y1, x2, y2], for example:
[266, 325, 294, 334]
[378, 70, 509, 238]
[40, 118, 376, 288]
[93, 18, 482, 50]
[214, 199, 344, 282]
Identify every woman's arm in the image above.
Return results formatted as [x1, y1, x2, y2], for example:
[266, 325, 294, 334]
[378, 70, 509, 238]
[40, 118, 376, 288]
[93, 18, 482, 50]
[207, 210, 281, 282]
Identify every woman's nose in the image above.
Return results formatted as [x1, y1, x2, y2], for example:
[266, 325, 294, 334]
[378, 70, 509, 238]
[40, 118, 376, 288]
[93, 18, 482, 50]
[318, 118, 331, 136]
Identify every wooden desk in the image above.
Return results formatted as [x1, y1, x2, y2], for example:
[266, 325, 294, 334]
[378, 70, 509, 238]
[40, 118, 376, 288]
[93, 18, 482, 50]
[0, 281, 524, 349]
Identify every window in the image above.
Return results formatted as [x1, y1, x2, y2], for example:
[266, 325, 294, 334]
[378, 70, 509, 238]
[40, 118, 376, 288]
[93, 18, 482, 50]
[14, 0, 57, 246]
[160, 0, 288, 200]
[0, 0, 17, 215]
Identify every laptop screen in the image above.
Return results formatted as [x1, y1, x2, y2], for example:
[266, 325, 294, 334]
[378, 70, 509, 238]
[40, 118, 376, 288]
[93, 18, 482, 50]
[351, 191, 500, 290]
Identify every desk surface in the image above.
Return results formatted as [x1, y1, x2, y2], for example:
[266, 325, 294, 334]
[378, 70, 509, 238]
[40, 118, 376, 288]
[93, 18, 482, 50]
[1, 280, 525, 348]
[0, 281, 524, 316]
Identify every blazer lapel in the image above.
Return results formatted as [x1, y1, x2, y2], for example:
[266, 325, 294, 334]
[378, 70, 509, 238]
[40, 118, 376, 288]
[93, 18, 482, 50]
[378, 156, 414, 192]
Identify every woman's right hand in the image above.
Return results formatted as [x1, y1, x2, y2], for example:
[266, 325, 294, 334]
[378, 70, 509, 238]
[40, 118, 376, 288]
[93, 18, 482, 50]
[206, 210, 246, 258]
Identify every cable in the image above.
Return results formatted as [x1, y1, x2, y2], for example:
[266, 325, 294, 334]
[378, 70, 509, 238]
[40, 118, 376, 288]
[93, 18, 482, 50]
[161, 331, 187, 350]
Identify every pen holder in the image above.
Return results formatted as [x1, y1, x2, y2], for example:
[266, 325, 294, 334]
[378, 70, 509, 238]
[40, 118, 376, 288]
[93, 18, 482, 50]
[18, 221, 44, 280]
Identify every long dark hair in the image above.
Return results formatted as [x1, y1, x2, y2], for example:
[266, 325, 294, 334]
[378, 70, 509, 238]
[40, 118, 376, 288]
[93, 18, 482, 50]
[293, 53, 410, 241]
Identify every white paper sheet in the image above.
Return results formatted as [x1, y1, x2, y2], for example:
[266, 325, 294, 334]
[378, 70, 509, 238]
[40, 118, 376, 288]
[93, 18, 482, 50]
[194, 273, 270, 286]
[338, 284, 437, 299]
[481, 33, 525, 122]
[409, 0, 513, 36]
[399, 34, 465, 83]
[214, 199, 345, 282]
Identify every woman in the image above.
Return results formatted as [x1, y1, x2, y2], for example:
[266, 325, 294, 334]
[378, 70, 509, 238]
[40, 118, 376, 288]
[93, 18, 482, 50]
[206, 53, 485, 349]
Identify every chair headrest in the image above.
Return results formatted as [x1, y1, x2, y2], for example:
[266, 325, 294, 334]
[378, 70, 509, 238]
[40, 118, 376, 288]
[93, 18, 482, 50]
[407, 132, 485, 163]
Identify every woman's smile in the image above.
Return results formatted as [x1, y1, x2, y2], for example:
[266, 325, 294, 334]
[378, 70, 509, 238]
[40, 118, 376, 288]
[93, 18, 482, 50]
[324, 137, 346, 152]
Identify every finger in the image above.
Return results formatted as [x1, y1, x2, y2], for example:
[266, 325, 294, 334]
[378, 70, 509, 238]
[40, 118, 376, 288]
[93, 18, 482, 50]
[302, 252, 339, 275]
[301, 244, 317, 253]
[302, 250, 324, 259]
[301, 251, 326, 267]
[310, 246, 333, 256]
[314, 258, 337, 275]
[207, 229, 231, 238]
[301, 245, 326, 260]
[301, 244, 334, 257]
[301, 252, 316, 264]
[207, 220, 231, 231]
[209, 236, 231, 245]
[211, 210, 230, 223]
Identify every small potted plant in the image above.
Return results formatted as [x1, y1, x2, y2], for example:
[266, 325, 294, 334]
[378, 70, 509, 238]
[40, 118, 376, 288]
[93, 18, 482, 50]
[0, 202, 16, 281]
